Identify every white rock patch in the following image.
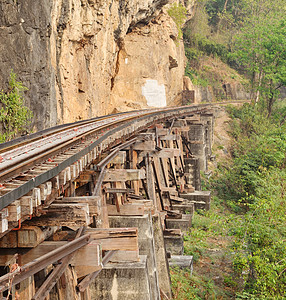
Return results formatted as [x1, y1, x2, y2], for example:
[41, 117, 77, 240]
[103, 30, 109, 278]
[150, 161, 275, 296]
[142, 79, 167, 107]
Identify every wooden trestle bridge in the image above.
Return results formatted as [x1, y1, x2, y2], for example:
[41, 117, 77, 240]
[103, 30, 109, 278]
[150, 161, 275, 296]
[0, 102, 227, 299]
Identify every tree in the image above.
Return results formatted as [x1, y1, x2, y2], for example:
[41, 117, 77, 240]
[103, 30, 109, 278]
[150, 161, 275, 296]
[233, 19, 286, 116]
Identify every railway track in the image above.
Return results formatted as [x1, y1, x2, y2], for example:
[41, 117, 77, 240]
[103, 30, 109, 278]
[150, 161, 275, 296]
[0, 100, 248, 212]
[0, 100, 249, 298]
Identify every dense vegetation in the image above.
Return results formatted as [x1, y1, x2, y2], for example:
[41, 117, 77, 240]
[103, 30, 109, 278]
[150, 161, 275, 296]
[183, 0, 286, 107]
[171, 2, 286, 297]
[214, 103, 286, 298]
[0, 71, 32, 142]
[171, 102, 286, 299]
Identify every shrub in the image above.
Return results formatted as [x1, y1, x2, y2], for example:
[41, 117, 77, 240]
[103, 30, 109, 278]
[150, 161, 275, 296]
[0, 71, 32, 142]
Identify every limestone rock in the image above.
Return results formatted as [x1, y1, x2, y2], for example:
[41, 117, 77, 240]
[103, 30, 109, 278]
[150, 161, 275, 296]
[0, 0, 193, 130]
[109, 12, 186, 112]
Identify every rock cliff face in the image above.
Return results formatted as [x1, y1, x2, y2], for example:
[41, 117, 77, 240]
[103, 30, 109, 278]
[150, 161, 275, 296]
[183, 76, 250, 104]
[183, 56, 250, 104]
[0, 0, 191, 130]
[109, 12, 185, 113]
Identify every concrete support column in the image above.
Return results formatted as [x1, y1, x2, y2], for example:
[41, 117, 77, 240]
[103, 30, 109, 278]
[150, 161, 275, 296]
[90, 256, 151, 300]
[188, 123, 207, 171]
[109, 214, 160, 300]
[152, 214, 172, 299]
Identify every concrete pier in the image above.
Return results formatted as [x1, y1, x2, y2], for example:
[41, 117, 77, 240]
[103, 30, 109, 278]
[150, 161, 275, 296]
[90, 256, 151, 300]
[109, 214, 160, 300]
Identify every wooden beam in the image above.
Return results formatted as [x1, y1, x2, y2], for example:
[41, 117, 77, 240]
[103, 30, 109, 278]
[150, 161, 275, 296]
[71, 241, 102, 278]
[77, 250, 116, 292]
[17, 226, 59, 248]
[20, 241, 67, 265]
[27, 203, 91, 227]
[133, 140, 155, 151]
[103, 169, 145, 182]
[55, 196, 101, 216]
[107, 204, 144, 216]
[0, 226, 59, 249]
[139, 148, 181, 159]
[85, 228, 139, 251]
[31, 227, 84, 300]
[145, 155, 157, 208]
[170, 195, 184, 203]
[130, 149, 140, 195]
[172, 126, 190, 132]
[104, 188, 135, 194]
[159, 134, 180, 141]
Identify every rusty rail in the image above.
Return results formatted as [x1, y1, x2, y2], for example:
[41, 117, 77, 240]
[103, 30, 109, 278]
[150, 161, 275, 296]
[0, 234, 91, 293]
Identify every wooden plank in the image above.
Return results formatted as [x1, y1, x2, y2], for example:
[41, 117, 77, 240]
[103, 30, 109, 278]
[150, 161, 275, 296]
[20, 241, 67, 265]
[27, 203, 91, 227]
[152, 158, 164, 211]
[71, 241, 102, 278]
[0, 208, 8, 234]
[139, 148, 180, 158]
[74, 265, 102, 279]
[159, 134, 180, 141]
[0, 230, 17, 248]
[55, 196, 101, 216]
[133, 140, 156, 151]
[107, 204, 144, 216]
[71, 241, 101, 266]
[32, 188, 41, 207]
[131, 149, 140, 195]
[20, 196, 33, 216]
[185, 115, 201, 122]
[170, 195, 184, 203]
[161, 187, 177, 193]
[85, 228, 138, 251]
[17, 226, 59, 248]
[172, 126, 190, 132]
[145, 156, 157, 208]
[103, 169, 145, 182]
[7, 200, 21, 222]
[104, 188, 134, 194]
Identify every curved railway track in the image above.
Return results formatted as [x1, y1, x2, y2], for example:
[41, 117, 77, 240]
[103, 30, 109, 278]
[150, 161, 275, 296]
[0, 100, 248, 212]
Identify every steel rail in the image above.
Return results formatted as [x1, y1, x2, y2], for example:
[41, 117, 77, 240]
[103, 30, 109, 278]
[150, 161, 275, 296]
[0, 100, 249, 153]
[0, 110, 145, 154]
[0, 233, 91, 293]
[0, 104, 211, 210]
[0, 100, 249, 211]
[0, 114, 142, 181]
[0, 100, 248, 154]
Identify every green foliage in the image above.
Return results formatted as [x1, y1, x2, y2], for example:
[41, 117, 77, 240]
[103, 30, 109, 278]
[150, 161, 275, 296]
[232, 19, 286, 115]
[167, 3, 187, 41]
[170, 267, 210, 300]
[210, 103, 286, 298]
[184, 60, 209, 87]
[0, 71, 32, 142]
